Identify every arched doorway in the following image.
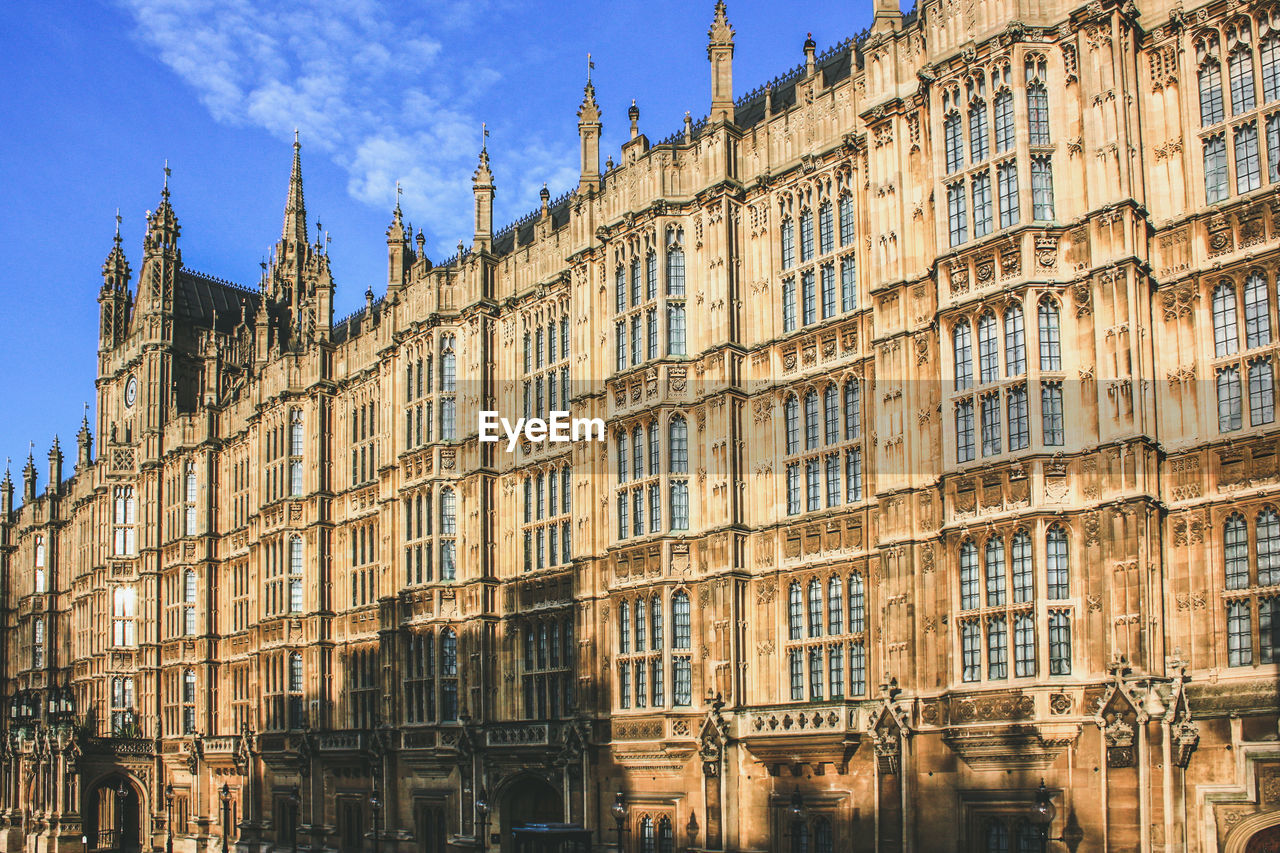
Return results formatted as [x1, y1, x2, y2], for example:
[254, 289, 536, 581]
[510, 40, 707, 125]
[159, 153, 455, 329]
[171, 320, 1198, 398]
[1247, 824, 1280, 853]
[498, 774, 563, 853]
[83, 775, 143, 853]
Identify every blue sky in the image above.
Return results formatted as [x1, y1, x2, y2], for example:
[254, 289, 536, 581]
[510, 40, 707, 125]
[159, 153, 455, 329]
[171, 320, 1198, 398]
[0, 0, 881, 477]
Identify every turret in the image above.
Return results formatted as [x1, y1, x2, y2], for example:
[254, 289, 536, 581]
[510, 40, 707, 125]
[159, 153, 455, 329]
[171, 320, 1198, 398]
[22, 450, 36, 505]
[708, 1, 735, 123]
[804, 33, 817, 77]
[138, 164, 181, 322]
[47, 438, 62, 496]
[472, 139, 494, 253]
[76, 407, 93, 471]
[577, 75, 602, 194]
[387, 192, 410, 290]
[99, 211, 132, 351]
[1, 465, 12, 519]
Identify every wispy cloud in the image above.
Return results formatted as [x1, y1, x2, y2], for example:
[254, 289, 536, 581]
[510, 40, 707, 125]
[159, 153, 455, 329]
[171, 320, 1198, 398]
[119, 0, 572, 253]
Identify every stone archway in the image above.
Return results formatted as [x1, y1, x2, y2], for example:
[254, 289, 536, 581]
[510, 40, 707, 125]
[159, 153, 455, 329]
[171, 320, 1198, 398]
[1247, 824, 1280, 853]
[82, 774, 144, 853]
[496, 773, 563, 853]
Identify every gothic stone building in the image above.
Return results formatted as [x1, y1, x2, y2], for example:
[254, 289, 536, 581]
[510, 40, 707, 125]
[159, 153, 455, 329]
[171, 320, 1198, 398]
[2, 0, 1280, 851]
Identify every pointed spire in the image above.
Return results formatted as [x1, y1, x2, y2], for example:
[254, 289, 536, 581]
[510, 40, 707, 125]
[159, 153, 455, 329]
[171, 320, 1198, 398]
[145, 162, 180, 252]
[472, 134, 495, 252]
[102, 209, 131, 292]
[708, 1, 735, 121]
[578, 60, 603, 192]
[283, 130, 307, 246]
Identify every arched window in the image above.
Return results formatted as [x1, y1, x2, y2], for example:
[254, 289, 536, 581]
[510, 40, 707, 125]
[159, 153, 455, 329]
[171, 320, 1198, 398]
[615, 265, 627, 314]
[184, 568, 197, 635]
[1259, 509, 1280, 586]
[289, 535, 303, 613]
[668, 416, 688, 473]
[960, 541, 980, 610]
[804, 391, 820, 449]
[1264, 31, 1280, 102]
[985, 538, 1006, 606]
[672, 591, 691, 649]
[814, 817, 833, 853]
[640, 816, 656, 853]
[1046, 526, 1069, 599]
[32, 616, 45, 668]
[1201, 58, 1225, 125]
[1244, 273, 1273, 348]
[818, 201, 834, 255]
[651, 594, 664, 650]
[844, 381, 861, 439]
[289, 409, 303, 495]
[184, 464, 198, 533]
[1038, 298, 1061, 370]
[1219, 366, 1244, 432]
[984, 819, 1010, 853]
[954, 321, 973, 388]
[440, 488, 456, 534]
[34, 536, 45, 593]
[807, 579, 823, 638]
[823, 386, 839, 444]
[969, 99, 989, 163]
[944, 111, 964, 173]
[440, 338, 456, 393]
[799, 209, 814, 262]
[182, 668, 197, 734]
[994, 89, 1014, 153]
[1225, 513, 1250, 589]
[838, 194, 855, 245]
[784, 396, 800, 453]
[1026, 78, 1049, 145]
[788, 582, 803, 640]
[978, 311, 999, 383]
[633, 427, 644, 478]
[619, 601, 632, 653]
[666, 229, 686, 296]
[849, 574, 865, 633]
[1011, 530, 1033, 603]
[1214, 281, 1241, 356]
[1249, 360, 1275, 426]
[635, 598, 647, 653]
[658, 816, 675, 853]
[1230, 46, 1257, 114]
[827, 576, 844, 634]
[1003, 305, 1026, 376]
[617, 433, 628, 483]
[440, 628, 459, 721]
[562, 465, 572, 514]
[780, 218, 795, 269]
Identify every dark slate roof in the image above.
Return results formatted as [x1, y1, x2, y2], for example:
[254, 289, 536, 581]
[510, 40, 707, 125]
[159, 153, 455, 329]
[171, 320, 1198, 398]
[176, 269, 260, 335]
[331, 296, 385, 344]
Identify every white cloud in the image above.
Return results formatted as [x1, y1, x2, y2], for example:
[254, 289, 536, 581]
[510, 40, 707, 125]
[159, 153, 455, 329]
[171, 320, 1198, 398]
[118, 0, 572, 255]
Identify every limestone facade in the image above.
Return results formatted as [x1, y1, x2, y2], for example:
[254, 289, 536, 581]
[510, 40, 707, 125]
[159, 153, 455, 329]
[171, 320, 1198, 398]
[2, 0, 1280, 851]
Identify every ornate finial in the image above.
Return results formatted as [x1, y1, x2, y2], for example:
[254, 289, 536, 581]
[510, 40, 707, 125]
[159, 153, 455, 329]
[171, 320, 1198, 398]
[396, 181, 403, 210]
[709, 0, 734, 44]
[587, 52, 594, 83]
[481, 121, 489, 153]
[294, 127, 299, 145]
[114, 208, 122, 245]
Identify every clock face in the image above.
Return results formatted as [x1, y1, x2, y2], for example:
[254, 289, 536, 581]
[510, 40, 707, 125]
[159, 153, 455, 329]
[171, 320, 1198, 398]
[125, 376, 137, 408]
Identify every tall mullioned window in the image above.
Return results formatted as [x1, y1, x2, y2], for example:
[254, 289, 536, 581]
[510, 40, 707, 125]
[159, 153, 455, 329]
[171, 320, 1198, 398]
[778, 189, 859, 332]
[782, 380, 865, 518]
[1223, 509, 1280, 666]
[784, 571, 868, 702]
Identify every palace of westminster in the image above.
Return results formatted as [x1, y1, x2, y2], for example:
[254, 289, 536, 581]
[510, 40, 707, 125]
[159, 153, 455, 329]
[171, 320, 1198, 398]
[4, 0, 1280, 850]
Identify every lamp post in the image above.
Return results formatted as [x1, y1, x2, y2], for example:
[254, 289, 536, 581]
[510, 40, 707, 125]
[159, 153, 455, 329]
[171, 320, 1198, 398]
[474, 788, 490, 853]
[165, 783, 175, 853]
[115, 780, 129, 851]
[220, 783, 231, 853]
[788, 788, 807, 852]
[288, 784, 300, 853]
[370, 786, 382, 853]
[1031, 780, 1055, 853]
[610, 791, 629, 853]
